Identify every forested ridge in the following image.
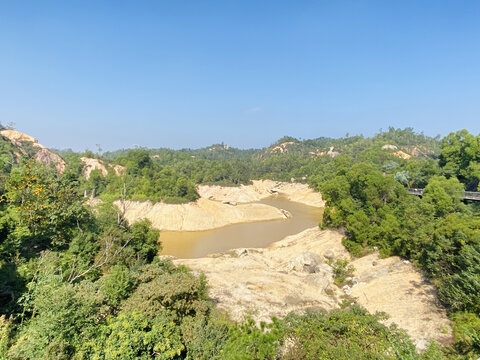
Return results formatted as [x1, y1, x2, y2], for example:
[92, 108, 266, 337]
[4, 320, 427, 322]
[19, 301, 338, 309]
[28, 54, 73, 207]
[0, 127, 479, 359]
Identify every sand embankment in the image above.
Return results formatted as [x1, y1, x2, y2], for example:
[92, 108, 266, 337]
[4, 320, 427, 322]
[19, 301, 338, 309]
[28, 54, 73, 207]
[197, 180, 325, 207]
[116, 180, 324, 231]
[350, 253, 452, 349]
[175, 227, 452, 349]
[115, 198, 286, 231]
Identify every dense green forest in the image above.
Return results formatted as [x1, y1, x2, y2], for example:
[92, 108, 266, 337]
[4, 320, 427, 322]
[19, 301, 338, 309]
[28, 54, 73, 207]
[0, 127, 479, 358]
[62, 127, 443, 204]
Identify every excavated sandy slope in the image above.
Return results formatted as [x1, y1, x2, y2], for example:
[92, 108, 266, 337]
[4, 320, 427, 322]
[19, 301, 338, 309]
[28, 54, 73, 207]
[80, 157, 126, 179]
[118, 181, 324, 231]
[116, 198, 287, 231]
[198, 180, 325, 207]
[350, 253, 452, 349]
[176, 227, 452, 349]
[175, 228, 347, 322]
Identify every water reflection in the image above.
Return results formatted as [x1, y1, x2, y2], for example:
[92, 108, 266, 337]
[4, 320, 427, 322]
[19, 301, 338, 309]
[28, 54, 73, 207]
[159, 197, 323, 258]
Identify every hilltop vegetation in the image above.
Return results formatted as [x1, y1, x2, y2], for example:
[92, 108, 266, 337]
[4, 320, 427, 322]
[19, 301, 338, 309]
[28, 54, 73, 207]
[0, 126, 479, 358]
[55, 127, 443, 204]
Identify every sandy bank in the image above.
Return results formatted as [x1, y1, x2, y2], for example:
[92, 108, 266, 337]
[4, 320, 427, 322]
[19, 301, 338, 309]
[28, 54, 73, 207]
[117, 181, 324, 231]
[115, 198, 286, 231]
[175, 228, 347, 322]
[197, 180, 325, 207]
[350, 253, 452, 349]
[175, 227, 452, 349]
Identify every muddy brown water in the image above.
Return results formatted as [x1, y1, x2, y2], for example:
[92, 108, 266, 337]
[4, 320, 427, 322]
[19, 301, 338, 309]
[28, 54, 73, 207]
[159, 197, 323, 258]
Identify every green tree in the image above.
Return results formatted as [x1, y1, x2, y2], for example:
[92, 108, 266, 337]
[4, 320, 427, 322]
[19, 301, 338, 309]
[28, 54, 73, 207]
[439, 129, 480, 190]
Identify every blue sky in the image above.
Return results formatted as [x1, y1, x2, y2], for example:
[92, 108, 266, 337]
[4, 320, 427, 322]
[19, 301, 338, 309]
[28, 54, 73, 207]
[1, 1, 479, 151]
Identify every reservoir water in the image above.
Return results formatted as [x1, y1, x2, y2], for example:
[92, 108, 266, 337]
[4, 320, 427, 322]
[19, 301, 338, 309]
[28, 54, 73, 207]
[159, 197, 323, 258]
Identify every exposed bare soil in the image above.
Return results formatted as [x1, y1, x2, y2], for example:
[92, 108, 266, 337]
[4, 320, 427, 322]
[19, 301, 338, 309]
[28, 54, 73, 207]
[175, 227, 452, 349]
[116, 198, 287, 231]
[118, 180, 324, 231]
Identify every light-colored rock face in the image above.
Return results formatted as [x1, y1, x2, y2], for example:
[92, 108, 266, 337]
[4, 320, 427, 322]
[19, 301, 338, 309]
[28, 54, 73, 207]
[35, 148, 66, 173]
[0, 129, 38, 144]
[350, 253, 452, 350]
[0, 129, 66, 173]
[115, 198, 287, 232]
[381, 144, 398, 150]
[317, 146, 339, 158]
[270, 141, 295, 154]
[393, 150, 412, 160]
[112, 164, 126, 176]
[80, 157, 126, 179]
[175, 228, 348, 323]
[403, 145, 435, 157]
[197, 180, 325, 208]
[117, 181, 324, 232]
[81, 157, 108, 179]
[176, 227, 453, 349]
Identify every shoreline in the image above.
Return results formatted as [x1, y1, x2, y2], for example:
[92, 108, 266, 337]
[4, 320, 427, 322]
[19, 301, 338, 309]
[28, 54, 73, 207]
[175, 226, 452, 350]
[116, 180, 325, 232]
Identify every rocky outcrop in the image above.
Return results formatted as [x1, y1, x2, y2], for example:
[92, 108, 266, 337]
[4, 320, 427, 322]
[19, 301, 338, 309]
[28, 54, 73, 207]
[0, 129, 66, 173]
[317, 146, 339, 158]
[176, 227, 453, 349]
[393, 150, 412, 160]
[80, 157, 126, 179]
[81, 157, 108, 179]
[351, 253, 452, 349]
[34, 148, 66, 173]
[381, 144, 398, 150]
[175, 228, 347, 324]
[270, 141, 295, 154]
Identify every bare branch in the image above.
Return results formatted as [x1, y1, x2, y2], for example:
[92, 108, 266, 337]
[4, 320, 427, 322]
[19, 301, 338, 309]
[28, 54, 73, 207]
[68, 233, 132, 283]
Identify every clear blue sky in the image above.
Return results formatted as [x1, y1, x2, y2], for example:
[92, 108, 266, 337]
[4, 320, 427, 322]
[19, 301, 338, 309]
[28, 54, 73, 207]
[1, 1, 479, 151]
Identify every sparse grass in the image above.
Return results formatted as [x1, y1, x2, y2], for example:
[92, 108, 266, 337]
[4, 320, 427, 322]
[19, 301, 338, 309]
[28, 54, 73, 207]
[328, 258, 355, 286]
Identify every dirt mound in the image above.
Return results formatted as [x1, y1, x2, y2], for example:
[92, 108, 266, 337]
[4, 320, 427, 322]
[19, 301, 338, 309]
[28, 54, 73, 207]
[197, 180, 324, 207]
[0, 129, 66, 172]
[176, 228, 452, 349]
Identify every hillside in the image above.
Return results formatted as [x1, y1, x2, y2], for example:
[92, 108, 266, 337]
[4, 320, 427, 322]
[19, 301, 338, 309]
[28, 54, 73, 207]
[0, 128, 66, 173]
[0, 126, 478, 358]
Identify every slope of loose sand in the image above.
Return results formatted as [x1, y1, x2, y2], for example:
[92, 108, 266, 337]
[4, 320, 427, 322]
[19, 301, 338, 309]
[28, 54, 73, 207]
[350, 253, 452, 349]
[176, 227, 452, 349]
[117, 181, 324, 231]
[198, 180, 325, 207]
[115, 198, 287, 231]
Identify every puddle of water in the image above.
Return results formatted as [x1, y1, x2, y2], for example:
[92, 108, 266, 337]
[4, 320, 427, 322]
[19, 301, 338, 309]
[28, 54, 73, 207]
[159, 197, 323, 258]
